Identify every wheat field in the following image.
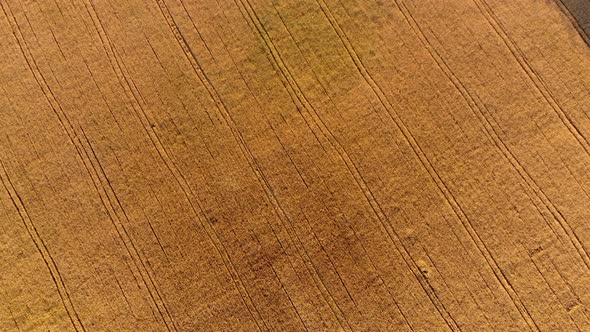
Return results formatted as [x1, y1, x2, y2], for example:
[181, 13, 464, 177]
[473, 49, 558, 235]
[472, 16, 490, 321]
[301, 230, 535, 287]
[1, 0, 590, 330]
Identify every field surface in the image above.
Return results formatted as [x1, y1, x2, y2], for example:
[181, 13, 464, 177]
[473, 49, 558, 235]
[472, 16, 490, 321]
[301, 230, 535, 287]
[2, 0, 590, 331]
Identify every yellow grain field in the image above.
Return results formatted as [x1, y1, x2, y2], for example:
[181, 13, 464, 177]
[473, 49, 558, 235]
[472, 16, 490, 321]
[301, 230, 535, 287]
[1, 0, 590, 330]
